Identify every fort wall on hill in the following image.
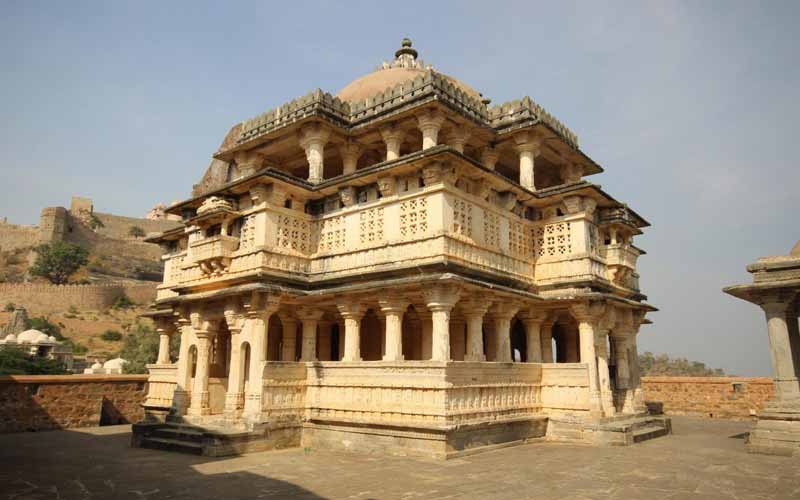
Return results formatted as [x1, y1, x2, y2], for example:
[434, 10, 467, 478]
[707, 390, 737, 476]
[0, 282, 157, 311]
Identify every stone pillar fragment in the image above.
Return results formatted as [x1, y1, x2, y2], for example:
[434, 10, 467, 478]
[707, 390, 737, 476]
[339, 141, 362, 175]
[519, 310, 547, 363]
[572, 303, 605, 418]
[461, 300, 490, 361]
[381, 126, 405, 161]
[491, 304, 520, 363]
[513, 133, 541, 191]
[278, 312, 297, 362]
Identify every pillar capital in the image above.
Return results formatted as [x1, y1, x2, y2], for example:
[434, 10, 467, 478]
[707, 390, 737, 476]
[512, 132, 543, 154]
[339, 141, 362, 175]
[423, 286, 461, 311]
[570, 301, 606, 324]
[337, 303, 367, 320]
[378, 297, 410, 314]
[298, 123, 331, 184]
[296, 307, 325, 321]
[446, 128, 471, 154]
[380, 125, 406, 161]
[758, 292, 797, 315]
[517, 308, 549, 324]
[480, 146, 499, 170]
[490, 302, 521, 321]
[458, 298, 491, 319]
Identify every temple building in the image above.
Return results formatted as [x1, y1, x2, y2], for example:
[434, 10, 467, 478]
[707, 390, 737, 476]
[134, 39, 668, 458]
[724, 241, 800, 456]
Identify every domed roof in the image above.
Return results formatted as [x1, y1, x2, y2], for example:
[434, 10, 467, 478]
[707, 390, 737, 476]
[336, 39, 483, 103]
[103, 357, 127, 370]
[4, 333, 16, 342]
[17, 329, 52, 344]
[91, 362, 103, 370]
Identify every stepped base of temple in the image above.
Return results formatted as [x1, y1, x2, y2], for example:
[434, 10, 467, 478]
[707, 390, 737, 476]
[131, 419, 301, 457]
[133, 413, 672, 458]
[547, 413, 672, 446]
[746, 400, 800, 456]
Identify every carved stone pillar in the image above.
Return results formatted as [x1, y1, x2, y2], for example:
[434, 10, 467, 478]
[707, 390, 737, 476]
[297, 308, 324, 362]
[491, 304, 520, 363]
[337, 304, 366, 361]
[484, 320, 496, 361]
[339, 141, 362, 175]
[461, 300, 490, 361]
[447, 128, 471, 154]
[337, 320, 345, 360]
[380, 298, 409, 361]
[541, 320, 554, 363]
[572, 303, 605, 418]
[424, 287, 461, 361]
[171, 315, 192, 416]
[513, 133, 541, 191]
[519, 310, 547, 363]
[154, 317, 176, 365]
[298, 124, 331, 184]
[223, 306, 247, 417]
[278, 312, 297, 362]
[234, 150, 262, 178]
[189, 317, 219, 417]
[760, 298, 800, 401]
[381, 125, 405, 161]
[416, 308, 433, 360]
[417, 110, 446, 150]
[481, 146, 499, 170]
[449, 318, 466, 361]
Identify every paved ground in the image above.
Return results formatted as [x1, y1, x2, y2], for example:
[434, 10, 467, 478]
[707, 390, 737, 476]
[1, 417, 798, 500]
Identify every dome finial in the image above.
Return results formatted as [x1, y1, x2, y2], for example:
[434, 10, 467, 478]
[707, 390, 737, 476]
[395, 37, 418, 60]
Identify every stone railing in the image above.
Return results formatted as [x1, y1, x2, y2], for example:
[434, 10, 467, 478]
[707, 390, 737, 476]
[303, 361, 544, 429]
[600, 244, 640, 270]
[261, 362, 308, 423]
[143, 364, 177, 409]
[160, 183, 607, 293]
[539, 363, 590, 415]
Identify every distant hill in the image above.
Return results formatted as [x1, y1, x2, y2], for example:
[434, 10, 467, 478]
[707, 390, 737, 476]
[639, 351, 726, 377]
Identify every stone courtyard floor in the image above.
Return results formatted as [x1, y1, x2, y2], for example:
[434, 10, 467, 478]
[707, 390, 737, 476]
[1, 416, 798, 500]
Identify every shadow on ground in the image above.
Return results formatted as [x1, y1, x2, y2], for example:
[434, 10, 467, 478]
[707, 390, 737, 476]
[0, 425, 326, 499]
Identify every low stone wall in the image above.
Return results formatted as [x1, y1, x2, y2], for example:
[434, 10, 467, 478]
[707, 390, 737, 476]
[641, 376, 773, 419]
[0, 282, 156, 311]
[0, 374, 149, 433]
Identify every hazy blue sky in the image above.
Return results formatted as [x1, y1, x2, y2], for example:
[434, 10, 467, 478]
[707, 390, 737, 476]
[1, 1, 797, 375]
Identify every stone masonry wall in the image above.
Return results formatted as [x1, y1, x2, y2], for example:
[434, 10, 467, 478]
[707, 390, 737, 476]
[0, 375, 148, 433]
[0, 220, 40, 253]
[0, 283, 156, 311]
[641, 376, 774, 419]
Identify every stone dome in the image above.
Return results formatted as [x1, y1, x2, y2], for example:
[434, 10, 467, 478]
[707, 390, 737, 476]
[336, 39, 483, 103]
[4, 333, 16, 342]
[91, 362, 102, 370]
[103, 357, 127, 370]
[17, 329, 51, 344]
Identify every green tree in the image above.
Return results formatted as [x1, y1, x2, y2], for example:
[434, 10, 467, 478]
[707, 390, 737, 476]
[29, 241, 89, 285]
[128, 225, 146, 238]
[119, 322, 178, 374]
[101, 329, 123, 341]
[28, 317, 64, 340]
[639, 351, 726, 376]
[0, 348, 67, 375]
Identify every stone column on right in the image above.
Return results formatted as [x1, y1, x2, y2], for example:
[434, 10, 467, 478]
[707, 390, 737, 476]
[760, 298, 800, 401]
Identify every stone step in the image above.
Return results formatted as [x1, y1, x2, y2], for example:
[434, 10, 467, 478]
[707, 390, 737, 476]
[632, 424, 669, 443]
[152, 426, 205, 443]
[140, 436, 205, 455]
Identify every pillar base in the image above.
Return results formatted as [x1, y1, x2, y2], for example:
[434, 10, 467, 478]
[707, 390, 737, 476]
[748, 399, 800, 456]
